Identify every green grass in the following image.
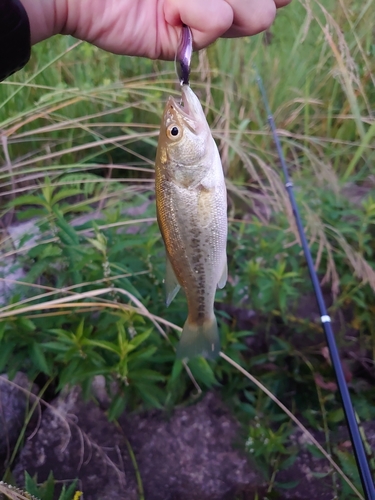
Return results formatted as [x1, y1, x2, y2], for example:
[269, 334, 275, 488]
[0, 0, 374, 498]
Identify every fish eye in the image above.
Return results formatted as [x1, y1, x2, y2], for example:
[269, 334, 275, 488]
[167, 125, 181, 140]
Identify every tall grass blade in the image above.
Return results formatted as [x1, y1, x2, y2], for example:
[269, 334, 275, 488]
[255, 69, 375, 500]
[343, 121, 375, 182]
[220, 352, 364, 500]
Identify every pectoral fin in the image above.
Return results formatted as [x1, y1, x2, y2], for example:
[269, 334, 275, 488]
[217, 260, 227, 289]
[165, 255, 181, 307]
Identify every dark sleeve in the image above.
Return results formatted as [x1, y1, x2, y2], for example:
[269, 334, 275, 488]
[0, 0, 31, 81]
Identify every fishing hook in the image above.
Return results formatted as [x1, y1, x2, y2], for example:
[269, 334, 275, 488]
[175, 24, 192, 85]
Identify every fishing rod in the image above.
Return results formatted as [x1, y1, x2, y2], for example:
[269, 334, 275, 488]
[175, 24, 374, 498]
[255, 71, 375, 500]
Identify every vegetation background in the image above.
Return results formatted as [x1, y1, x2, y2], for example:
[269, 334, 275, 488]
[0, 0, 374, 498]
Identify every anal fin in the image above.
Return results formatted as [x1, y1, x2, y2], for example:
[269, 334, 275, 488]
[217, 260, 227, 289]
[165, 255, 181, 307]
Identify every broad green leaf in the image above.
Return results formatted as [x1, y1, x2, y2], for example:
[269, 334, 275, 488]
[24, 471, 42, 498]
[30, 342, 51, 375]
[17, 317, 36, 331]
[58, 480, 79, 500]
[83, 338, 121, 355]
[43, 471, 56, 500]
[87, 237, 106, 253]
[0, 342, 15, 372]
[135, 382, 164, 409]
[275, 480, 300, 489]
[8, 194, 47, 208]
[127, 346, 157, 361]
[41, 341, 70, 352]
[129, 369, 165, 382]
[51, 188, 83, 205]
[170, 359, 183, 382]
[108, 393, 126, 421]
[75, 319, 85, 340]
[188, 358, 218, 388]
[129, 328, 152, 348]
[49, 328, 74, 339]
[38, 244, 62, 259]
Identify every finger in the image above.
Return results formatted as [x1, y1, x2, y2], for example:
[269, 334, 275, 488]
[222, 0, 276, 38]
[275, 0, 293, 7]
[164, 0, 234, 50]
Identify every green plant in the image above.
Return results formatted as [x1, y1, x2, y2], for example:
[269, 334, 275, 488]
[0, 473, 79, 500]
[23, 472, 79, 500]
[246, 418, 298, 492]
[1, 0, 375, 496]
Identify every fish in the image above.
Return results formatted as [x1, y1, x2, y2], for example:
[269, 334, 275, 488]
[155, 85, 227, 360]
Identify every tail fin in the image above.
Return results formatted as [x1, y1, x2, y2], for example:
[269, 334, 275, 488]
[176, 316, 220, 361]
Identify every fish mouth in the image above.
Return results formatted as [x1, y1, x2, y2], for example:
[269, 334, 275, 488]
[165, 85, 205, 132]
[167, 94, 191, 120]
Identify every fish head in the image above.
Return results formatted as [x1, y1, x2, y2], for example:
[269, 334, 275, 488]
[158, 85, 212, 178]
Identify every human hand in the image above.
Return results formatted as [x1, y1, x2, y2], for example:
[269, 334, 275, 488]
[21, 0, 292, 60]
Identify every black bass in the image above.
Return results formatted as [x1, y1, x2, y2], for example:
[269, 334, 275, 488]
[155, 85, 227, 360]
